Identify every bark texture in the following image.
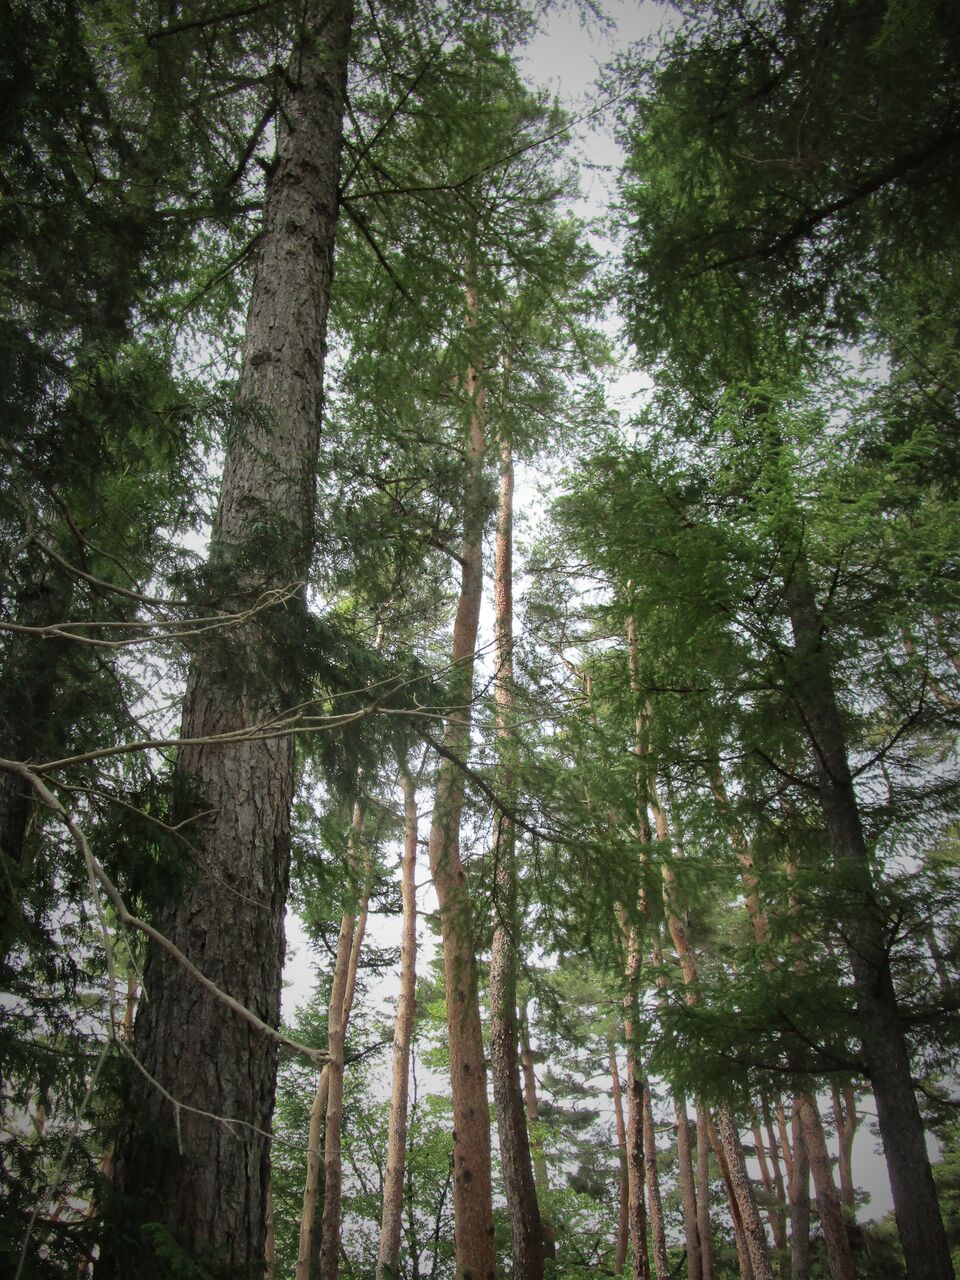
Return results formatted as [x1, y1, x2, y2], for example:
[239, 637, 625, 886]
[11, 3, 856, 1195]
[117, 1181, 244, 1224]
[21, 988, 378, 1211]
[425, 277, 496, 1280]
[643, 1086, 670, 1280]
[377, 762, 420, 1280]
[787, 572, 952, 1280]
[610, 1044, 630, 1276]
[109, 7, 352, 1272]
[488, 431, 545, 1280]
[675, 1096, 702, 1280]
[795, 1092, 854, 1280]
[789, 1104, 811, 1280]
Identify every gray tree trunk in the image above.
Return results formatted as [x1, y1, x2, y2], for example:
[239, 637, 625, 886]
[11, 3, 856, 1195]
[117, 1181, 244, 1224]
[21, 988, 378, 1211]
[108, 6, 352, 1270]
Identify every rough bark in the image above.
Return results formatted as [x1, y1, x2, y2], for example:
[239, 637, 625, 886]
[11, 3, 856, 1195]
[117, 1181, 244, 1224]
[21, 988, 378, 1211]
[610, 1042, 631, 1276]
[643, 1086, 670, 1280]
[715, 1106, 773, 1280]
[706, 1111, 755, 1280]
[794, 1092, 854, 1280]
[108, 8, 352, 1271]
[789, 1104, 811, 1280]
[519, 1004, 556, 1259]
[695, 1103, 716, 1280]
[675, 1095, 702, 1280]
[625, 1035, 650, 1280]
[787, 572, 952, 1280]
[488, 430, 545, 1280]
[425, 273, 496, 1280]
[377, 762, 420, 1280]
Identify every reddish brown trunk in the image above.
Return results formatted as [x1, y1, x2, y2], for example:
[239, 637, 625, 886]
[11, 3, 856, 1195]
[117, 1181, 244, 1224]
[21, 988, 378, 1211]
[794, 1093, 854, 1280]
[425, 275, 496, 1280]
[377, 763, 420, 1280]
[675, 1094, 702, 1280]
[108, 8, 353, 1269]
[610, 1042, 631, 1276]
[696, 1103, 716, 1280]
[706, 1111, 755, 1280]
[644, 1086, 670, 1280]
[625, 1033, 650, 1280]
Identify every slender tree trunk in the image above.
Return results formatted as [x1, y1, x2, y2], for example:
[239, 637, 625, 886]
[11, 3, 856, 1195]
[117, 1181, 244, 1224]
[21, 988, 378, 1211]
[753, 1114, 788, 1263]
[789, 1104, 811, 1280]
[297, 1068, 330, 1280]
[763, 1098, 789, 1219]
[425, 271, 496, 1280]
[675, 1094, 702, 1280]
[519, 1004, 556, 1259]
[489, 429, 545, 1280]
[320, 804, 370, 1280]
[108, 8, 352, 1270]
[377, 761, 420, 1280]
[830, 1085, 857, 1217]
[775, 1101, 794, 1186]
[610, 1042, 631, 1277]
[696, 1103, 716, 1280]
[643, 1086, 670, 1280]
[794, 1093, 854, 1280]
[787, 572, 952, 1280]
[624, 1025, 650, 1280]
[265, 1184, 276, 1280]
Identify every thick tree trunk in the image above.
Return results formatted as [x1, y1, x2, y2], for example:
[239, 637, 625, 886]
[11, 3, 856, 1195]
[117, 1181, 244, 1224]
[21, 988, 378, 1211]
[794, 1092, 854, 1280]
[643, 1086, 670, 1280]
[695, 1103, 716, 1280]
[519, 1004, 556, 1259]
[789, 1103, 811, 1280]
[787, 574, 952, 1280]
[674, 1095, 702, 1280]
[489, 431, 545, 1280]
[610, 1042, 631, 1276]
[425, 275, 496, 1280]
[108, 8, 352, 1272]
[377, 762, 420, 1280]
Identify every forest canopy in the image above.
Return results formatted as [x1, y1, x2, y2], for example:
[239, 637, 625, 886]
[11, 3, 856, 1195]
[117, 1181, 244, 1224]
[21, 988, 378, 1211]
[2, 3, 959, 1280]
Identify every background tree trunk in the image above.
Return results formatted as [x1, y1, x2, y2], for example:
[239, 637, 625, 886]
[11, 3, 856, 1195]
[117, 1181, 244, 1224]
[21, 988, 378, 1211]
[610, 1042, 631, 1277]
[377, 760, 420, 1280]
[675, 1095, 702, 1280]
[489, 430, 545, 1280]
[643, 1086, 670, 1280]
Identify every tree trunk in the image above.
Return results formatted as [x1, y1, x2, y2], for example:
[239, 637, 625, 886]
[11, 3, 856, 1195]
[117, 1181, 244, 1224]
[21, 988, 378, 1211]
[610, 1042, 631, 1277]
[787, 573, 952, 1280]
[675, 1094, 702, 1280]
[715, 1106, 773, 1280]
[320, 803, 370, 1280]
[695, 1103, 716, 1280]
[108, 8, 352, 1270]
[377, 761, 420, 1280]
[425, 271, 496, 1280]
[753, 1114, 788, 1263]
[706, 1110, 755, 1280]
[789, 1103, 811, 1280]
[643, 1086, 670, 1280]
[520, 1004, 556, 1259]
[830, 1085, 857, 1217]
[625, 1030, 650, 1280]
[297, 1068, 330, 1280]
[794, 1092, 854, 1280]
[489, 429, 545, 1280]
